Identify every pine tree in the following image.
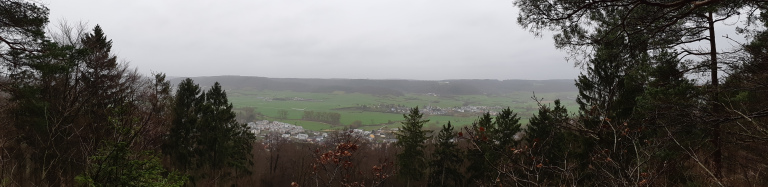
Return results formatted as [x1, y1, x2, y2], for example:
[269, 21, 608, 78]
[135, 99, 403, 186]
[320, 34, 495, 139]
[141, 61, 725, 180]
[77, 25, 134, 153]
[1, 3, 191, 184]
[526, 100, 569, 146]
[494, 108, 521, 149]
[465, 112, 497, 184]
[0, 0, 48, 63]
[525, 99, 575, 184]
[164, 78, 204, 171]
[574, 30, 648, 128]
[571, 31, 652, 185]
[163, 80, 255, 184]
[427, 122, 463, 187]
[196, 82, 255, 180]
[515, 1, 764, 179]
[3, 22, 146, 184]
[395, 107, 431, 185]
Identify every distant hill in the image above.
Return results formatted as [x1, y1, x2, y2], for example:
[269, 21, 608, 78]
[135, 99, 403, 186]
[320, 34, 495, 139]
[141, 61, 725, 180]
[169, 76, 577, 96]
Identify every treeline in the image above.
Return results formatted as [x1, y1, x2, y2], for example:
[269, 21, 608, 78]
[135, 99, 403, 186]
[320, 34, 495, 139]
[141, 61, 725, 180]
[0, 1, 254, 186]
[172, 76, 577, 96]
[374, 1, 768, 186]
[302, 111, 342, 125]
[3, 0, 768, 186]
[278, 0, 768, 185]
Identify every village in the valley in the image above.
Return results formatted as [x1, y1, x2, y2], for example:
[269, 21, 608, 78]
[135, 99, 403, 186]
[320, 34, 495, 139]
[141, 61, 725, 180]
[246, 120, 400, 144]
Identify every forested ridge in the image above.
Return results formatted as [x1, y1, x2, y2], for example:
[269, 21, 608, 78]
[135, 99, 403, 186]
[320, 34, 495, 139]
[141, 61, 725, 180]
[170, 76, 577, 96]
[2, 0, 768, 186]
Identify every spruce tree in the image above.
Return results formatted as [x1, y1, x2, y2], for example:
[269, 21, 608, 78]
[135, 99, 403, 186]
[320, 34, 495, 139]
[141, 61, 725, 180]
[395, 107, 431, 185]
[526, 100, 569, 149]
[494, 107, 521, 149]
[197, 82, 255, 179]
[515, 1, 764, 178]
[633, 51, 704, 184]
[164, 80, 255, 183]
[465, 112, 496, 184]
[572, 30, 651, 184]
[164, 78, 204, 171]
[3, 22, 145, 184]
[525, 99, 574, 184]
[427, 122, 463, 187]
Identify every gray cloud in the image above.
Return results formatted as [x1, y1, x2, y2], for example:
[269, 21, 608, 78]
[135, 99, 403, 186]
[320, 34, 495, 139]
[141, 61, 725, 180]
[44, 0, 580, 80]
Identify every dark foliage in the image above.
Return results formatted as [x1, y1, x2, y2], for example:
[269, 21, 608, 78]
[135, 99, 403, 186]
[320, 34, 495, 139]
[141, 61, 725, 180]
[395, 107, 431, 184]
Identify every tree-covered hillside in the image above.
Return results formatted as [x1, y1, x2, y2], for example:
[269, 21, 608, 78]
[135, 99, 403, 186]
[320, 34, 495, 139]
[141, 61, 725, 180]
[3, 0, 768, 186]
[170, 76, 577, 96]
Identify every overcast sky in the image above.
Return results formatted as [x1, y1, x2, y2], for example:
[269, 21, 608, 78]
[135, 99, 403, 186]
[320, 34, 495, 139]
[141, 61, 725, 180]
[44, 0, 581, 80]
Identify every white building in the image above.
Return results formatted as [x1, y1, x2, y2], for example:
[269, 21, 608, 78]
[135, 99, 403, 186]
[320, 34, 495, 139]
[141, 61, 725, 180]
[296, 134, 309, 140]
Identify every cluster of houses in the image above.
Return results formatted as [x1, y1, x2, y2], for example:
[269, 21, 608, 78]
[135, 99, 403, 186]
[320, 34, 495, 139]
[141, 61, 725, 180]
[246, 120, 398, 143]
[247, 120, 320, 141]
[247, 120, 528, 146]
[247, 120, 305, 135]
[386, 105, 503, 115]
[254, 96, 317, 102]
[451, 105, 504, 115]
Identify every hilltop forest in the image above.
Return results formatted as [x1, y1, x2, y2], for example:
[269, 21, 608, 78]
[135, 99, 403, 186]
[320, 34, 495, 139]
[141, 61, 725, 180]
[2, 0, 768, 186]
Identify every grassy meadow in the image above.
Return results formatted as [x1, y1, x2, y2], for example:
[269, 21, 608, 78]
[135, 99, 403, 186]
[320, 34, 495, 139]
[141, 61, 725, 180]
[229, 88, 578, 131]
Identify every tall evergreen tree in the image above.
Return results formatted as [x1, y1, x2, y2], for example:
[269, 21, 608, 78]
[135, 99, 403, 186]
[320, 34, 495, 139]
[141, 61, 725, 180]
[427, 122, 463, 187]
[465, 112, 497, 184]
[1, 15, 178, 184]
[571, 30, 654, 185]
[77, 25, 135, 152]
[525, 99, 577, 184]
[395, 107, 431, 185]
[515, 0, 764, 179]
[164, 78, 204, 171]
[633, 50, 705, 184]
[163, 80, 255, 184]
[493, 107, 522, 149]
[574, 29, 648, 127]
[2, 21, 151, 184]
[196, 82, 255, 180]
[526, 100, 568, 146]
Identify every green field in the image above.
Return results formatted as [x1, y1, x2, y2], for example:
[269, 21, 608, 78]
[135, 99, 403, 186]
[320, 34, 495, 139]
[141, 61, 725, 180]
[229, 89, 578, 131]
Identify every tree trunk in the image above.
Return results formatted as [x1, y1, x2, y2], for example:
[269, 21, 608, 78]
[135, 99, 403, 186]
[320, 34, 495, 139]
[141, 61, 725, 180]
[707, 11, 722, 180]
[441, 167, 446, 186]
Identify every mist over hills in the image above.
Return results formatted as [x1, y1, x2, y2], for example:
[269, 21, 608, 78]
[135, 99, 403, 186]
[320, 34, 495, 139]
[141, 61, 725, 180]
[170, 76, 577, 96]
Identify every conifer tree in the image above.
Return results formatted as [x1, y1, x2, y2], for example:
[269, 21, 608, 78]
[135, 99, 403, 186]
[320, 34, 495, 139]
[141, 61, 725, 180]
[526, 100, 568, 150]
[196, 82, 255, 180]
[515, 0, 764, 179]
[164, 78, 203, 171]
[164, 80, 255, 184]
[494, 108, 522, 149]
[571, 31, 653, 185]
[465, 112, 497, 184]
[525, 99, 575, 184]
[395, 107, 431, 185]
[427, 122, 463, 187]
